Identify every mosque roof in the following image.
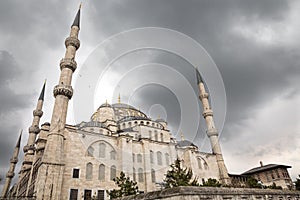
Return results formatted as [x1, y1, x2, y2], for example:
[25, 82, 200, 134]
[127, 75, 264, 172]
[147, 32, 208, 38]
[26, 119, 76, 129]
[242, 164, 291, 175]
[176, 140, 197, 148]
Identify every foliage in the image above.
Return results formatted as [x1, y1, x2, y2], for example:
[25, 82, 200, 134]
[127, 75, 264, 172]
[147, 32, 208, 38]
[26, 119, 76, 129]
[265, 182, 282, 190]
[295, 175, 300, 191]
[107, 171, 138, 199]
[164, 158, 199, 188]
[201, 178, 222, 187]
[246, 177, 262, 188]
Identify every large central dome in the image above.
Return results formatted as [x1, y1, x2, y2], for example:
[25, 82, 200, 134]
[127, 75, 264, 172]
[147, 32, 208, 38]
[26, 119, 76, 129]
[91, 102, 148, 122]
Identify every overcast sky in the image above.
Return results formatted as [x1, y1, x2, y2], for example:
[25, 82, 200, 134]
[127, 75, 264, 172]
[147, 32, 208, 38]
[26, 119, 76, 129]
[0, 0, 299, 189]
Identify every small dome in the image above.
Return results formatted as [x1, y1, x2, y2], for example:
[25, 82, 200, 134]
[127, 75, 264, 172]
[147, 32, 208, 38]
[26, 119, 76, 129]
[99, 102, 112, 108]
[176, 140, 197, 148]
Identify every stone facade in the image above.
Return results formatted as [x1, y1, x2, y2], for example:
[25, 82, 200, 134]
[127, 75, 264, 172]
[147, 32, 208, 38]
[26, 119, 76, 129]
[116, 186, 300, 200]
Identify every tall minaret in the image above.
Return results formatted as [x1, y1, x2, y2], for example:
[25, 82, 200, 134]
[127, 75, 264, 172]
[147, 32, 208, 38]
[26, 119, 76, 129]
[1, 131, 22, 197]
[35, 5, 81, 199]
[21, 81, 46, 173]
[196, 68, 230, 185]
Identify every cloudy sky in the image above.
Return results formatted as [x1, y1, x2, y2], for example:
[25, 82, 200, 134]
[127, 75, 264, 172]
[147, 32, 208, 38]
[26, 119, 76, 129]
[0, 0, 299, 189]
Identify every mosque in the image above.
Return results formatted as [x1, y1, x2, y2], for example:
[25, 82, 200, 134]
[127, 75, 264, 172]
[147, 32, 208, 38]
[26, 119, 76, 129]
[1, 4, 291, 200]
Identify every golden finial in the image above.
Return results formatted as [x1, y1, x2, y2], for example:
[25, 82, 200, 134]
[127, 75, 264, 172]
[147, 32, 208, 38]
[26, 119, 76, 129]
[158, 115, 160, 119]
[118, 93, 121, 103]
[44, 79, 47, 84]
[180, 131, 185, 141]
[105, 99, 108, 105]
[79, 2, 82, 9]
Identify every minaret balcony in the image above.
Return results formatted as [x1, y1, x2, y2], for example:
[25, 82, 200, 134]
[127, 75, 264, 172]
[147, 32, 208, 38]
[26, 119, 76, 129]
[206, 128, 219, 137]
[199, 92, 209, 100]
[53, 84, 73, 99]
[65, 36, 80, 50]
[60, 58, 77, 72]
[6, 172, 15, 178]
[10, 158, 18, 164]
[33, 109, 43, 117]
[23, 144, 35, 153]
[202, 109, 213, 117]
[29, 125, 40, 134]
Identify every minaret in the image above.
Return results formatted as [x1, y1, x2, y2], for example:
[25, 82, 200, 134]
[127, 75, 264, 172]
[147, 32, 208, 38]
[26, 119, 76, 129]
[21, 81, 46, 173]
[1, 131, 22, 197]
[35, 5, 81, 199]
[196, 68, 230, 185]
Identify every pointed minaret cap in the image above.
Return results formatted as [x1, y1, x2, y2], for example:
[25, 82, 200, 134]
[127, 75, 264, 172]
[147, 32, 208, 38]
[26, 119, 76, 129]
[195, 67, 203, 84]
[72, 3, 82, 28]
[16, 130, 22, 148]
[38, 80, 46, 100]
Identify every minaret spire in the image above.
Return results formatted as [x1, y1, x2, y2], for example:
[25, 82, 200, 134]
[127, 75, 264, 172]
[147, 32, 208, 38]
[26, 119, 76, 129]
[1, 131, 22, 198]
[195, 68, 230, 185]
[21, 81, 46, 174]
[36, 5, 82, 199]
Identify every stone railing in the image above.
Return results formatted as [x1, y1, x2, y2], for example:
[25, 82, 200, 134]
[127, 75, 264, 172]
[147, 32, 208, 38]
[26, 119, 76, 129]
[117, 186, 300, 200]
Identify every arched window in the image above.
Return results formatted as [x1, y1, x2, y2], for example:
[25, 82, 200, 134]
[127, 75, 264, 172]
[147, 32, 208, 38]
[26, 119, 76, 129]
[86, 163, 93, 180]
[157, 151, 162, 165]
[137, 154, 142, 163]
[99, 143, 106, 158]
[99, 164, 105, 181]
[128, 122, 132, 127]
[149, 131, 152, 140]
[132, 153, 135, 162]
[110, 165, 116, 180]
[110, 150, 116, 160]
[150, 150, 154, 164]
[165, 153, 170, 165]
[87, 146, 94, 157]
[151, 169, 156, 183]
[160, 133, 163, 142]
[155, 131, 158, 141]
[204, 162, 209, 170]
[197, 158, 202, 169]
[138, 168, 144, 182]
[133, 168, 136, 182]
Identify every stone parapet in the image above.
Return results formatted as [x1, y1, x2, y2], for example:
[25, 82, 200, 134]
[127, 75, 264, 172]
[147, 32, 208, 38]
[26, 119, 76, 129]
[65, 36, 80, 49]
[33, 109, 43, 117]
[28, 125, 40, 134]
[117, 186, 300, 200]
[60, 58, 77, 72]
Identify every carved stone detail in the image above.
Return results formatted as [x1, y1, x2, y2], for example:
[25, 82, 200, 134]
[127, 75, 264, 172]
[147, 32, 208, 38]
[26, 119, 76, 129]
[65, 36, 80, 50]
[60, 58, 77, 72]
[53, 84, 73, 99]
[33, 109, 43, 117]
[29, 125, 40, 134]
[23, 144, 35, 153]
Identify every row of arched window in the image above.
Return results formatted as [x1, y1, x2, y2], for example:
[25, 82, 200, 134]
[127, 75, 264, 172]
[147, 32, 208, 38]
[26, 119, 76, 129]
[197, 158, 209, 170]
[121, 121, 162, 130]
[132, 151, 170, 166]
[132, 168, 156, 183]
[85, 163, 116, 181]
[149, 130, 164, 142]
[87, 144, 116, 160]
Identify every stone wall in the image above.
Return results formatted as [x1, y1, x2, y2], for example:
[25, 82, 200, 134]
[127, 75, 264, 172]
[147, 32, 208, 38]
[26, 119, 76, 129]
[117, 186, 300, 200]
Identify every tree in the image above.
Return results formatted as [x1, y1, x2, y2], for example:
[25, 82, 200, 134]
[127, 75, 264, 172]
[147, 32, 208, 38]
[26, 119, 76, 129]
[163, 158, 199, 188]
[202, 178, 222, 187]
[246, 177, 262, 188]
[295, 175, 300, 191]
[107, 171, 139, 199]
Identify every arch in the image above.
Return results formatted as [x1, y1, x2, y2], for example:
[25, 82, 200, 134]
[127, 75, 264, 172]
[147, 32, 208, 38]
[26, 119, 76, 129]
[110, 150, 116, 160]
[110, 165, 116, 180]
[99, 143, 106, 158]
[137, 154, 142, 163]
[165, 153, 170, 165]
[132, 153, 135, 162]
[138, 168, 144, 182]
[150, 150, 154, 164]
[149, 130, 152, 140]
[99, 164, 105, 181]
[157, 151, 162, 165]
[86, 162, 93, 180]
[151, 169, 156, 183]
[160, 133, 164, 142]
[133, 168, 136, 182]
[87, 146, 94, 157]
[197, 158, 203, 169]
[155, 131, 158, 141]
